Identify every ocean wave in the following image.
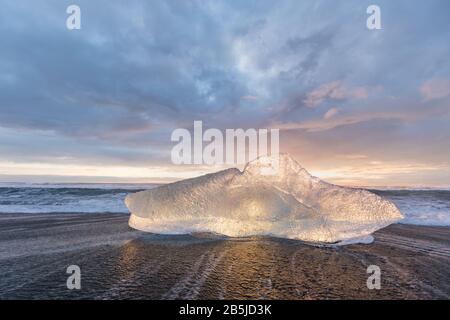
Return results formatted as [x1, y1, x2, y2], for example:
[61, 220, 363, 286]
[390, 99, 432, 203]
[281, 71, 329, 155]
[371, 190, 450, 226]
[0, 184, 155, 214]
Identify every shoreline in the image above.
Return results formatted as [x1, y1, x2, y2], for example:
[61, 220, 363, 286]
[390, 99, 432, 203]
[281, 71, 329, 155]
[0, 212, 448, 299]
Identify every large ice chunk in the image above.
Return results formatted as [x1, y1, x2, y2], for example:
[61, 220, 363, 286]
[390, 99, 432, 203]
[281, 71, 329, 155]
[125, 154, 403, 243]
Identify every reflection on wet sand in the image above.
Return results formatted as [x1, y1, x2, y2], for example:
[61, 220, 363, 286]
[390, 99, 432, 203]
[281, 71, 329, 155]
[0, 213, 448, 299]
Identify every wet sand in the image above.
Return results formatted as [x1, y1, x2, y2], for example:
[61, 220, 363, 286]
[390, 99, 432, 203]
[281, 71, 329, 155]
[0, 213, 448, 299]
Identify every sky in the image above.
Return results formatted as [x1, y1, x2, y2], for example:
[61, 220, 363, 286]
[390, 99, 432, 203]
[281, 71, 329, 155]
[0, 0, 450, 187]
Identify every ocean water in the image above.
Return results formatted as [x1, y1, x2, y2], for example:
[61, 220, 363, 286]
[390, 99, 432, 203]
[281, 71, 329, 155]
[370, 189, 450, 226]
[0, 183, 153, 214]
[0, 183, 449, 226]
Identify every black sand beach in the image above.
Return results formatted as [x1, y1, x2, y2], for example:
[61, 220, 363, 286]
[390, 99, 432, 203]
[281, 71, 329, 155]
[0, 213, 448, 299]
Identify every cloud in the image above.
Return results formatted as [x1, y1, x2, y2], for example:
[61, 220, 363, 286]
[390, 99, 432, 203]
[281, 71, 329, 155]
[0, 0, 450, 185]
[303, 81, 369, 108]
[420, 79, 450, 101]
[309, 161, 450, 187]
[272, 111, 415, 132]
[323, 107, 340, 119]
[241, 95, 258, 101]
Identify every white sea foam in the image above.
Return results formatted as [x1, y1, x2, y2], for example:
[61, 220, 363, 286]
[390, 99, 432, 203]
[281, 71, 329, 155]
[126, 154, 404, 243]
[384, 195, 450, 226]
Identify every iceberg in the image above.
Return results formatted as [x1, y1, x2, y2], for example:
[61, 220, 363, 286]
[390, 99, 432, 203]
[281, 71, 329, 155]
[125, 154, 403, 244]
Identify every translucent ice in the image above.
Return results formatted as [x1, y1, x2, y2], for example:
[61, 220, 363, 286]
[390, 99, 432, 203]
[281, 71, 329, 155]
[125, 154, 404, 243]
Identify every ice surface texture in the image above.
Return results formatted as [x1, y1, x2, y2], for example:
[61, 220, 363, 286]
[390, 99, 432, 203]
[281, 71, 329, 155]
[125, 154, 404, 243]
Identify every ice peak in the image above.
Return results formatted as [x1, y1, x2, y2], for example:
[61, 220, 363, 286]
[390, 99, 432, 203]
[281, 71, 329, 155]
[243, 153, 308, 178]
